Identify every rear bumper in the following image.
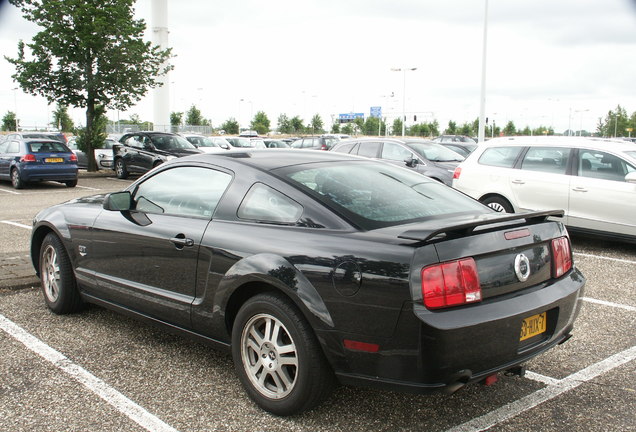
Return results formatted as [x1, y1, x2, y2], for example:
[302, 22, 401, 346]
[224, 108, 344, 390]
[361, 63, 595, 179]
[21, 164, 78, 182]
[320, 268, 585, 393]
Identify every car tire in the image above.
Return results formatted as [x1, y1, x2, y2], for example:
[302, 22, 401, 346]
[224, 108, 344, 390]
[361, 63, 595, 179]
[65, 180, 77, 188]
[231, 293, 335, 416]
[11, 168, 24, 189]
[115, 159, 128, 179]
[482, 196, 514, 213]
[39, 233, 83, 314]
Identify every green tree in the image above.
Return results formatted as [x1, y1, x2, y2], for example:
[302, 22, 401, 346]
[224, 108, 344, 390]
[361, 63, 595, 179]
[170, 112, 183, 126]
[277, 113, 292, 134]
[331, 121, 341, 134]
[363, 117, 378, 136]
[290, 116, 304, 134]
[392, 118, 403, 136]
[341, 123, 354, 135]
[310, 114, 324, 134]
[445, 120, 457, 135]
[76, 104, 107, 153]
[220, 118, 239, 135]
[503, 121, 516, 136]
[51, 104, 74, 132]
[6, 0, 172, 171]
[352, 117, 364, 135]
[250, 111, 271, 135]
[1, 111, 18, 131]
[186, 105, 206, 126]
[597, 105, 630, 137]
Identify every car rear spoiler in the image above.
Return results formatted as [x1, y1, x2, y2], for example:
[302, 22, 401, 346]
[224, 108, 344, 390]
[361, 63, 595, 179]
[398, 210, 565, 243]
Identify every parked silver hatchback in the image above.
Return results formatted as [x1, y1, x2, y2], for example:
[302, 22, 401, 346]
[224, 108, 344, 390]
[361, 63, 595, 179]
[452, 136, 636, 242]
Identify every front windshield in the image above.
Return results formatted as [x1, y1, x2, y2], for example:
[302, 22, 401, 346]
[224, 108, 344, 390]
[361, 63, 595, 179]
[151, 134, 197, 150]
[406, 142, 465, 162]
[230, 138, 253, 147]
[213, 137, 231, 147]
[199, 137, 219, 147]
[283, 161, 486, 229]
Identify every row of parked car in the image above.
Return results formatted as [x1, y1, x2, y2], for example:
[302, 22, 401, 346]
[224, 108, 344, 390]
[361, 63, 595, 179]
[2, 130, 635, 243]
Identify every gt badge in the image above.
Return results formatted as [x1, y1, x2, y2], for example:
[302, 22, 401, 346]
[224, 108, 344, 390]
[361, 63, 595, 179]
[78, 245, 87, 257]
[514, 253, 530, 282]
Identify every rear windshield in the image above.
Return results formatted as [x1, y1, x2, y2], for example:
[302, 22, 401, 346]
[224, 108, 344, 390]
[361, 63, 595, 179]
[406, 142, 464, 162]
[478, 146, 524, 168]
[28, 141, 70, 153]
[282, 161, 487, 229]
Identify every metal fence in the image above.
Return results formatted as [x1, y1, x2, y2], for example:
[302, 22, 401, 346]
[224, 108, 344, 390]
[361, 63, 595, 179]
[106, 124, 215, 135]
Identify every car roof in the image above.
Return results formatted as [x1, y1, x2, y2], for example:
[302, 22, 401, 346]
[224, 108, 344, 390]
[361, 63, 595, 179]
[180, 148, 365, 171]
[481, 136, 636, 152]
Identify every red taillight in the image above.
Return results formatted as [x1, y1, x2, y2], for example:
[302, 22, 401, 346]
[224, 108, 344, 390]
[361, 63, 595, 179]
[421, 258, 482, 309]
[20, 154, 36, 162]
[453, 167, 461, 179]
[551, 236, 572, 278]
[70, 153, 78, 162]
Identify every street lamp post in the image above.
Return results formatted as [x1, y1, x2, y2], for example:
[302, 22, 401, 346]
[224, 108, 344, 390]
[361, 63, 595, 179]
[391, 67, 417, 137]
[575, 109, 589, 136]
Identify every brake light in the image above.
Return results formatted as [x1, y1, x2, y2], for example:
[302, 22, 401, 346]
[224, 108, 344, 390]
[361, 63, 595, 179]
[453, 167, 461, 179]
[551, 236, 572, 278]
[421, 258, 482, 309]
[70, 153, 78, 162]
[20, 154, 36, 162]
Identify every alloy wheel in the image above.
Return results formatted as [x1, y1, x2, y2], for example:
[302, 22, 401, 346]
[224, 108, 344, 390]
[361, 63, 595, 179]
[240, 313, 299, 400]
[41, 244, 60, 302]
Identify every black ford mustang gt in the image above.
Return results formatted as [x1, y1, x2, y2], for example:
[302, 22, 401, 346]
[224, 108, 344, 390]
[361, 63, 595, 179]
[30, 150, 585, 415]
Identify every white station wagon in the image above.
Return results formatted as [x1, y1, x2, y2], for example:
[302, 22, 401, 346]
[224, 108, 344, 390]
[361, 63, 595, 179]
[452, 136, 636, 242]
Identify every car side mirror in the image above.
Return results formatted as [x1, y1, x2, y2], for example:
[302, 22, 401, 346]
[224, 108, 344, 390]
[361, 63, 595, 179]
[626, 172, 636, 184]
[220, 143, 229, 150]
[404, 155, 419, 168]
[103, 191, 132, 211]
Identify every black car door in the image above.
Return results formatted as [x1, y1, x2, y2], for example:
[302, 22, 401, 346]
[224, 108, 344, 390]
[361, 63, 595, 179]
[137, 134, 157, 172]
[86, 165, 233, 328]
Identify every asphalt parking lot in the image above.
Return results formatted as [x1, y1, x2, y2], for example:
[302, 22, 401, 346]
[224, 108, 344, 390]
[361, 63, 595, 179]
[0, 173, 634, 432]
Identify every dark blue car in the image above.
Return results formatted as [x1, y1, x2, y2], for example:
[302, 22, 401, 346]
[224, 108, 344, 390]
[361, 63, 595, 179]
[0, 138, 78, 189]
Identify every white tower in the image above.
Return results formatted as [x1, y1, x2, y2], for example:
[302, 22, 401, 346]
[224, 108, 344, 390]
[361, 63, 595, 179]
[152, 0, 170, 131]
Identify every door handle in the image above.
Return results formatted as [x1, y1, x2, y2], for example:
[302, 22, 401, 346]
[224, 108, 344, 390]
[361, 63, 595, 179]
[170, 234, 194, 249]
[572, 187, 588, 193]
[511, 179, 525, 185]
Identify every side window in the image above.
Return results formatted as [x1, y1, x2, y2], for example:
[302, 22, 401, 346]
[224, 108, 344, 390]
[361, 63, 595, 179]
[520, 147, 569, 174]
[332, 143, 356, 154]
[132, 166, 232, 218]
[125, 135, 143, 148]
[357, 142, 381, 158]
[238, 183, 303, 224]
[478, 146, 523, 168]
[381, 142, 412, 161]
[578, 150, 635, 182]
[6, 141, 20, 153]
[0, 141, 8, 153]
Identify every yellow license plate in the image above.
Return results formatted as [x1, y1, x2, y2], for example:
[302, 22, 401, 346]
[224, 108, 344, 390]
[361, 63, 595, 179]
[45, 158, 64, 163]
[520, 312, 546, 341]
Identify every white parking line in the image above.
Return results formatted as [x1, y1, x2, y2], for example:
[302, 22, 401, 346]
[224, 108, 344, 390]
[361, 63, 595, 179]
[0, 313, 180, 432]
[1, 220, 32, 230]
[582, 297, 636, 312]
[446, 346, 636, 432]
[76, 185, 99, 191]
[0, 188, 21, 195]
[574, 252, 636, 265]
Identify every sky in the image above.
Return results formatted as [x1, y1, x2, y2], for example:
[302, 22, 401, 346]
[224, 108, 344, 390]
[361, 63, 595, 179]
[1, 0, 636, 135]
